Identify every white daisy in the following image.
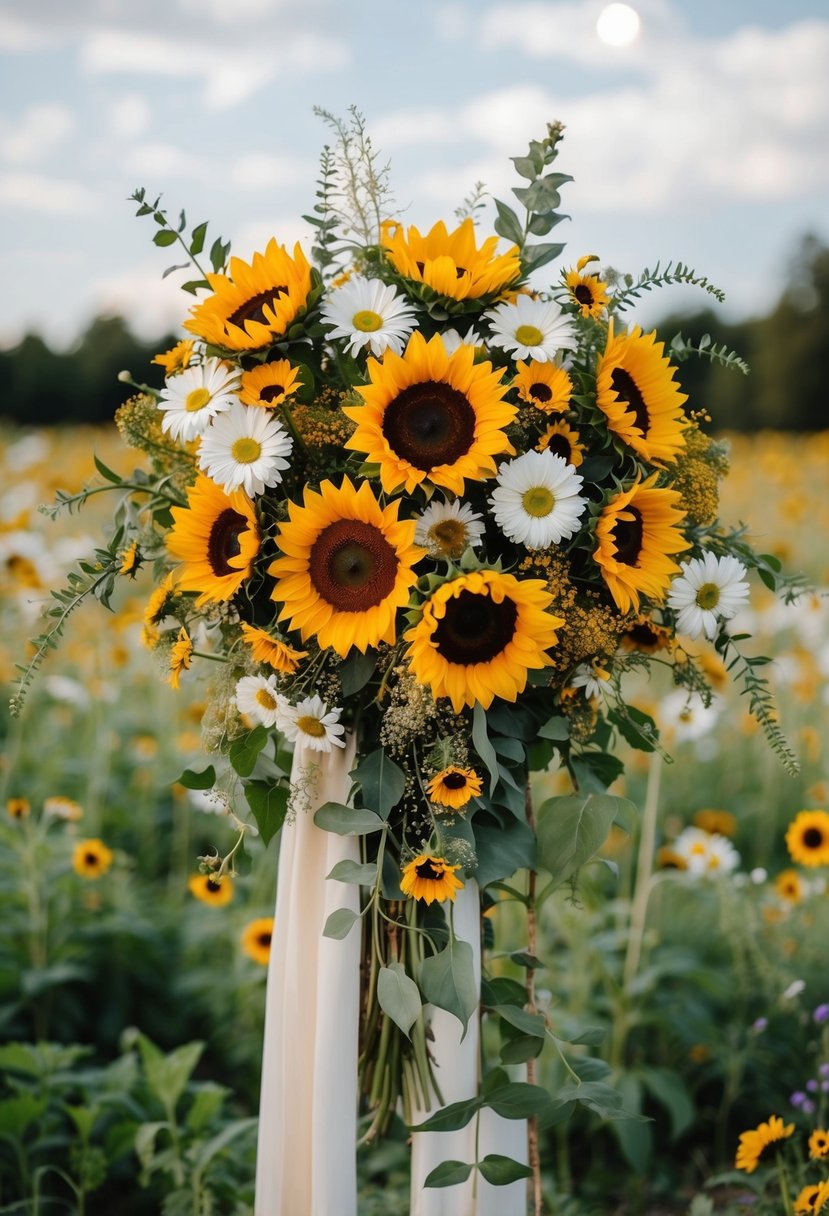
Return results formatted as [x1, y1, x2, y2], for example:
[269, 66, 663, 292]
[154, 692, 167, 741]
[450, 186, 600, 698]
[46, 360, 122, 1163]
[197, 402, 293, 497]
[234, 673, 289, 729]
[157, 357, 241, 443]
[414, 497, 485, 560]
[280, 694, 346, 752]
[570, 661, 611, 701]
[667, 552, 750, 640]
[489, 449, 587, 549]
[485, 295, 577, 362]
[440, 326, 483, 356]
[320, 275, 418, 357]
[672, 827, 739, 876]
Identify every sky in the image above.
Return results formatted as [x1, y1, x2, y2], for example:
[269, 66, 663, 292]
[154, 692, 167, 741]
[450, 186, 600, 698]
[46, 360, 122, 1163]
[1, 0, 828, 350]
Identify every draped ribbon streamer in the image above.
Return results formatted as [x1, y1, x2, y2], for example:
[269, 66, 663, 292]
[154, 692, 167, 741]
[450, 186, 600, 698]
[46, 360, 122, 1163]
[254, 736, 360, 1216]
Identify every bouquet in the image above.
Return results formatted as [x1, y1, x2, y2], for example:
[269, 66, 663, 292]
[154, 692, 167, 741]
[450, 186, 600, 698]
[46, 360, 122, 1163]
[13, 109, 803, 1210]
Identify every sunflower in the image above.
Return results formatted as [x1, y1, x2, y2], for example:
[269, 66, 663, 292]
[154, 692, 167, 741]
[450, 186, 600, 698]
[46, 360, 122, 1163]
[241, 917, 274, 965]
[167, 474, 259, 606]
[119, 541, 142, 577]
[404, 569, 563, 712]
[809, 1130, 829, 1160]
[595, 324, 688, 463]
[189, 874, 234, 906]
[512, 360, 572, 414]
[380, 217, 520, 302]
[564, 263, 609, 319]
[795, 1181, 829, 1215]
[656, 846, 687, 870]
[735, 1115, 795, 1173]
[184, 239, 312, 352]
[618, 616, 673, 654]
[268, 477, 423, 656]
[6, 797, 30, 820]
[536, 419, 585, 466]
[240, 623, 307, 673]
[344, 332, 515, 496]
[153, 339, 195, 374]
[593, 475, 689, 614]
[240, 360, 302, 409]
[786, 810, 829, 867]
[400, 855, 464, 905]
[426, 766, 483, 809]
[168, 627, 193, 689]
[775, 869, 804, 903]
[72, 839, 114, 880]
[693, 809, 737, 837]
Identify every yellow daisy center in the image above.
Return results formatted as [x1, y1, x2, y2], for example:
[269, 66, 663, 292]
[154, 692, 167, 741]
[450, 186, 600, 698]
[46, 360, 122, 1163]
[522, 486, 555, 517]
[256, 689, 277, 710]
[185, 387, 212, 412]
[515, 324, 544, 347]
[296, 715, 326, 738]
[429, 519, 467, 555]
[696, 582, 721, 610]
[352, 309, 383, 333]
[231, 437, 263, 464]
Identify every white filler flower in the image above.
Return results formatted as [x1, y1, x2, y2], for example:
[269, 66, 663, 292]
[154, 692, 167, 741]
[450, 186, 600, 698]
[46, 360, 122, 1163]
[198, 401, 293, 497]
[485, 295, 577, 362]
[673, 826, 740, 876]
[489, 449, 587, 548]
[570, 661, 611, 701]
[158, 357, 241, 442]
[279, 694, 346, 752]
[414, 498, 485, 560]
[320, 276, 417, 357]
[234, 673, 288, 728]
[667, 552, 750, 640]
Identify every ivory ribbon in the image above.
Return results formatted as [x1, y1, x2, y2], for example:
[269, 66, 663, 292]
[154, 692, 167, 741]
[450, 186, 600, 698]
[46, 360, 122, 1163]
[409, 880, 528, 1216]
[254, 735, 360, 1216]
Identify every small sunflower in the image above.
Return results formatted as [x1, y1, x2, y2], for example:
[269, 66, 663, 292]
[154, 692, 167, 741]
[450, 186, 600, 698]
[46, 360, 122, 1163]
[593, 475, 689, 614]
[239, 624, 307, 673]
[269, 477, 423, 656]
[44, 796, 83, 821]
[564, 262, 609, 319]
[239, 360, 302, 409]
[119, 540, 142, 577]
[775, 869, 804, 904]
[786, 810, 829, 867]
[344, 332, 515, 496]
[618, 616, 673, 654]
[795, 1181, 829, 1215]
[426, 766, 483, 809]
[168, 627, 193, 689]
[595, 323, 688, 463]
[536, 419, 585, 466]
[693, 809, 737, 837]
[512, 360, 572, 414]
[809, 1129, 829, 1160]
[189, 874, 234, 906]
[241, 917, 274, 965]
[735, 1115, 795, 1173]
[380, 217, 520, 302]
[657, 846, 687, 870]
[72, 839, 114, 880]
[6, 797, 31, 820]
[153, 339, 195, 374]
[400, 855, 464, 905]
[404, 569, 563, 712]
[167, 475, 259, 607]
[184, 239, 312, 351]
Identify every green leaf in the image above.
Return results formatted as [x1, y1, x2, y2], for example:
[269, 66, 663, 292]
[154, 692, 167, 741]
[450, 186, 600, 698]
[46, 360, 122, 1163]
[153, 230, 178, 247]
[93, 454, 123, 483]
[484, 1080, 552, 1120]
[185, 1083, 228, 1133]
[245, 781, 289, 846]
[538, 714, 569, 741]
[138, 1036, 204, 1114]
[423, 1160, 474, 1188]
[411, 1095, 481, 1133]
[192, 1116, 257, 1171]
[510, 951, 543, 969]
[608, 706, 658, 753]
[492, 1004, 545, 1038]
[228, 725, 268, 777]
[478, 1154, 533, 1186]
[493, 199, 524, 246]
[472, 704, 499, 795]
[521, 242, 566, 273]
[314, 801, 385, 836]
[209, 236, 228, 272]
[554, 1080, 635, 1121]
[500, 1034, 544, 1064]
[570, 751, 625, 793]
[189, 222, 208, 255]
[66, 1104, 96, 1141]
[177, 766, 216, 791]
[354, 749, 405, 818]
[640, 1067, 694, 1140]
[326, 859, 378, 885]
[418, 938, 478, 1035]
[536, 794, 626, 887]
[377, 963, 422, 1037]
[473, 817, 536, 887]
[340, 649, 377, 696]
[0, 1095, 47, 1137]
[322, 908, 360, 939]
[511, 155, 540, 180]
[611, 1075, 652, 1172]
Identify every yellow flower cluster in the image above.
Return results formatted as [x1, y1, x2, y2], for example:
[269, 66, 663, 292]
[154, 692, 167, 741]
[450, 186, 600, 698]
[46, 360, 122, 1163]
[517, 553, 623, 671]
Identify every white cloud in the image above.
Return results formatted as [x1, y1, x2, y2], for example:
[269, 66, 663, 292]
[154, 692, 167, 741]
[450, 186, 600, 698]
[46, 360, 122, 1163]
[0, 104, 73, 164]
[91, 262, 192, 340]
[0, 171, 100, 214]
[230, 152, 310, 191]
[232, 216, 316, 262]
[0, 11, 52, 50]
[108, 94, 151, 139]
[123, 142, 208, 182]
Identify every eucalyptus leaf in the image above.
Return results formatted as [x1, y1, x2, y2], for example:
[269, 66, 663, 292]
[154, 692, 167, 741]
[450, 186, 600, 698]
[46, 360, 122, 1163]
[418, 938, 477, 1036]
[322, 908, 360, 940]
[314, 802, 385, 836]
[340, 648, 377, 696]
[536, 793, 626, 887]
[326, 859, 378, 885]
[377, 963, 422, 1037]
[473, 817, 536, 888]
[423, 1160, 474, 1188]
[354, 748, 405, 818]
[472, 704, 499, 795]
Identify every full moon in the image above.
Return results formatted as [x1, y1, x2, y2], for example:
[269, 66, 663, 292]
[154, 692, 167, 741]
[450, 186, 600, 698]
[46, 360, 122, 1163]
[596, 3, 641, 47]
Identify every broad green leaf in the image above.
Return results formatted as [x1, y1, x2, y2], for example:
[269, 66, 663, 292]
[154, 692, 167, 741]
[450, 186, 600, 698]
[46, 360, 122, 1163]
[185, 1084, 228, 1133]
[189, 221, 208, 255]
[538, 714, 569, 741]
[0, 1095, 47, 1137]
[610, 1075, 652, 1172]
[65, 1104, 96, 1141]
[354, 748, 405, 818]
[423, 1159, 474, 1188]
[473, 817, 536, 888]
[314, 802, 385, 836]
[500, 1034, 544, 1064]
[493, 199, 524, 245]
[484, 1080, 552, 1120]
[640, 1067, 694, 1140]
[244, 781, 288, 846]
[418, 938, 477, 1036]
[138, 1036, 204, 1114]
[377, 963, 422, 1037]
[481, 977, 528, 1008]
[192, 1116, 257, 1171]
[570, 751, 625, 793]
[478, 1154, 533, 1186]
[228, 725, 268, 777]
[491, 1004, 545, 1038]
[472, 704, 499, 794]
[410, 1095, 481, 1133]
[153, 229, 178, 247]
[554, 1080, 634, 1121]
[326, 859, 378, 885]
[536, 794, 627, 887]
[134, 1120, 170, 1173]
[340, 649, 377, 696]
[322, 908, 360, 939]
[510, 951, 543, 969]
[177, 766, 215, 791]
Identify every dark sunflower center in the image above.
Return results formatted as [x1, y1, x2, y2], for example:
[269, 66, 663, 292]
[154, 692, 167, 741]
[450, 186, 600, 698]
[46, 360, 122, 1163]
[611, 368, 649, 435]
[84, 852, 98, 866]
[627, 622, 658, 647]
[803, 827, 824, 849]
[530, 382, 553, 403]
[612, 506, 644, 567]
[259, 384, 284, 403]
[442, 772, 467, 790]
[382, 381, 476, 471]
[208, 509, 247, 577]
[545, 433, 572, 461]
[415, 859, 443, 880]
[206, 879, 222, 893]
[433, 589, 518, 665]
[228, 286, 288, 330]
[308, 519, 398, 612]
[574, 283, 594, 305]
[257, 932, 272, 947]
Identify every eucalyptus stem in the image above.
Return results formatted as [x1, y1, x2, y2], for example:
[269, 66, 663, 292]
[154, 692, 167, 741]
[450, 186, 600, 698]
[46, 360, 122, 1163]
[525, 781, 543, 1216]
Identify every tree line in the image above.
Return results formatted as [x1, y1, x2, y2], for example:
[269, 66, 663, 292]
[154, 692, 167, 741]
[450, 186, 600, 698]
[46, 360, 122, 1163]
[1, 235, 827, 432]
